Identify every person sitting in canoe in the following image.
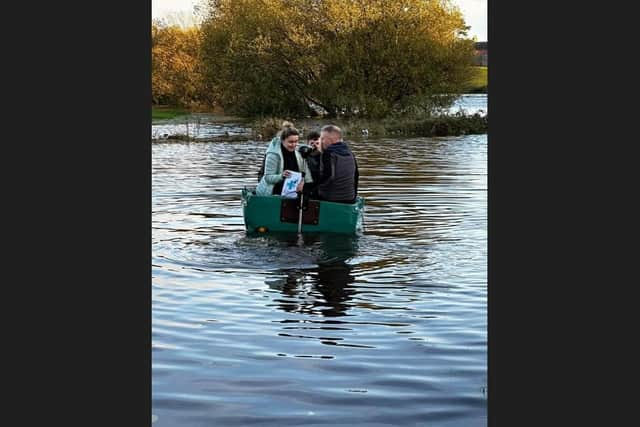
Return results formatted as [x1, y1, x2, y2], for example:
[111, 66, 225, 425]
[300, 130, 322, 183]
[256, 123, 314, 197]
[307, 125, 359, 204]
[257, 120, 294, 182]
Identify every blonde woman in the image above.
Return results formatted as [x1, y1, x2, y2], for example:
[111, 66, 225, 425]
[256, 124, 313, 196]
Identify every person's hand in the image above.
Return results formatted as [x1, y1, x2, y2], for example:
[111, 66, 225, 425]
[282, 170, 291, 179]
[296, 180, 304, 192]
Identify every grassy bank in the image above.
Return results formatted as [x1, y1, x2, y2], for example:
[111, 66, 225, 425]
[152, 106, 187, 121]
[465, 66, 487, 93]
[152, 106, 250, 123]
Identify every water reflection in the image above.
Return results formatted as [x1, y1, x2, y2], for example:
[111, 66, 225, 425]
[268, 262, 357, 317]
[313, 233, 359, 265]
[313, 263, 357, 317]
[264, 233, 359, 316]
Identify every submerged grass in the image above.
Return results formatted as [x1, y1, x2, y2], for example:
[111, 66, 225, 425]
[252, 113, 487, 139]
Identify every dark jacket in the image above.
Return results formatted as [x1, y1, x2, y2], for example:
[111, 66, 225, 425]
[315, 141, 359, 203]
[305, 150, 322, 183]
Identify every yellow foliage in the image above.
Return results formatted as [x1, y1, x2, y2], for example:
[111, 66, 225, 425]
[196, 0, 474, 117]
[152, 23, 210, 107]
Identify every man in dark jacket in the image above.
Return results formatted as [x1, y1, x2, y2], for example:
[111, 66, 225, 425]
[313, 125, 359, 204]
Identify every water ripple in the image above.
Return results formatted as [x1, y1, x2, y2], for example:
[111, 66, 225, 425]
[153, 127, 487, 425]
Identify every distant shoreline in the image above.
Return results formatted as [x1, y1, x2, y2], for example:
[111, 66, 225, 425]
[153, 89, 487, 141]
[152, 113, 487, 142]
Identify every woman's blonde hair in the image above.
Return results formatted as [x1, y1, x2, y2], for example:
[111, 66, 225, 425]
[278, 121, 298, 139]
[280, 125, 300, 141]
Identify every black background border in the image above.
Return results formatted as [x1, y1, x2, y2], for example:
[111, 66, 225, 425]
[5, 0, 624, 425]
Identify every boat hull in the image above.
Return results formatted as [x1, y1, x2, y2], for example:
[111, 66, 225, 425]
[241, 187, 364, 234]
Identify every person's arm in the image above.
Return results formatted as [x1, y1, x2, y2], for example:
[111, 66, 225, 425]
[296, 173, 305, 192]
[353, 155, 359, 195]
[303, 160, 314, 184]
[263, 152, 284, 185]
[301, 157, 318, 196]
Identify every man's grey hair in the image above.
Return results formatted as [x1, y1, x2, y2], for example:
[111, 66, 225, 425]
[321, 124, 342, 138]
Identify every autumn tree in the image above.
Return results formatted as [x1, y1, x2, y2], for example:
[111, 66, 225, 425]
[200, 0, 474, 118]
[199, 0, 315, 116]
[152, 21, 213, 108]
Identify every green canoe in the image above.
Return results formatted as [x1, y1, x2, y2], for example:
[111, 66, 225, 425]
[241, 187, 365, 234]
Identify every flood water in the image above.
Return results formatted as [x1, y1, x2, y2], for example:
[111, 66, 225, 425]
[152, 130, 487, 425]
